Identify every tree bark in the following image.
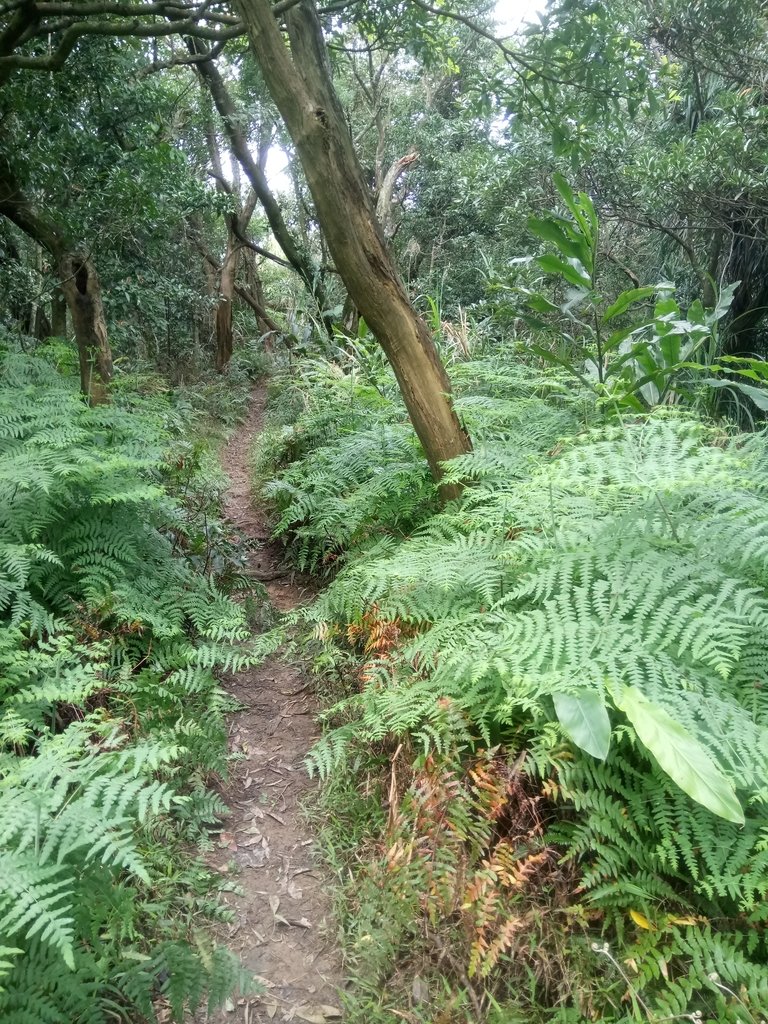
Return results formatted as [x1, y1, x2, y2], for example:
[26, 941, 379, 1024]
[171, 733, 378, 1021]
[234, 0, 471, 496]
[215, 224, 237, 371]
[202, 112, 238, 371]
[50, 286, 67, 337]
[189, 38, 330, 322]
[376, 152, 418, 242]
[58, 254, 113, 404]
[239, 245, 282, 347]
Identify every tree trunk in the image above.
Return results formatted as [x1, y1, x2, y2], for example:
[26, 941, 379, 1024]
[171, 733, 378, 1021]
[50, 286, 67, 337]
[189, 40, 330, 323]
[58, 254, 113, 405]
[215, 226, 237, 371]
[234, 0, 471, 496]
[376, 152, 418, 243]
[239, 246, 281, 348]
[0, 152, 113, 402]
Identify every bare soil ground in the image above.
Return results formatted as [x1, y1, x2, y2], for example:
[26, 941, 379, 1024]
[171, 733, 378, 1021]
[197, 385, 343, 1024]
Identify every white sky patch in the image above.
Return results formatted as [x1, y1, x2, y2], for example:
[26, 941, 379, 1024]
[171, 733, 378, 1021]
[265, 147, 291, 197]
[495, 0, 544, 33]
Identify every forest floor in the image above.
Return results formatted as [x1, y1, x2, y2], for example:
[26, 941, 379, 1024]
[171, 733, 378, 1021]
[196, 385, 343, 1023]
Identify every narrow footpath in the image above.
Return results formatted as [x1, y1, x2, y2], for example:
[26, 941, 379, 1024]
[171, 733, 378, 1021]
[202, 385, 343, 1023]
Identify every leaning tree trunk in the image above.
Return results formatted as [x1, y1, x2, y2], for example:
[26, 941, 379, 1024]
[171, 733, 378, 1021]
[189, 40, 330, 325]
[215, 226, 238, 372]
[58, 254, 113, 405]
[234, 0, 471, 497]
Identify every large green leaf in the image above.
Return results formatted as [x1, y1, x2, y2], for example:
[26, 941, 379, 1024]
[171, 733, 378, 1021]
[554, 690, 611, 760]
[525, 293, 560, 314]
[618, 687, 744, 824]
[703, 378, 768, 412]
[712, 280, 740, 322]
[527, 216, 591, 268]
[552, 172, 579, 217]
[537, 254, 591, 290]
[603, 287, 655, 322]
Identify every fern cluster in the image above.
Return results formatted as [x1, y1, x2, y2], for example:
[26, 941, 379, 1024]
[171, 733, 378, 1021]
[0, 353, 259, 1020]
[264, 352, 768, 1020]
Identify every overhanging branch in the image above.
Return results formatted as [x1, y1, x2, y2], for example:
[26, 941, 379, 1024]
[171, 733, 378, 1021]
[0, 16, 242, 74]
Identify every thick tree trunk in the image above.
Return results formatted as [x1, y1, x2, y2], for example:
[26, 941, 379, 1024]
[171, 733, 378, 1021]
[234, 0, 471, 496]
[58, 254, 113, 404]
[33, 304, 51, 340]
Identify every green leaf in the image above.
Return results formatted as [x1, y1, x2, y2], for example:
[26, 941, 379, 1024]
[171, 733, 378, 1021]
[525, 293, 560, 314]
[529, 344, 593, 387]
[654, 296, 680, 320]
[553, 173, 593, 243]
[603, 320, 647, 352]
[554, 690, 611, 759]
[577, 189, 598, 239]
[658, 328, 681, 368]
[687, 298, 706, 326]
[618, 687, 744, 824]
[537, 254, 591, 290]
[703, 378, 768, 412]
[551, 125, 570, 156]
[552, 172, 577, 216]
[603, 287, 655, 322]
[527, 216, 590, 267]
[712, 280, 740, 322]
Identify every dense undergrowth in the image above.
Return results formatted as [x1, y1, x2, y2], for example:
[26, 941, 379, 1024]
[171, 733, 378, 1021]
[256, 341, 768, 1023]
[0, 344, 268, 1022]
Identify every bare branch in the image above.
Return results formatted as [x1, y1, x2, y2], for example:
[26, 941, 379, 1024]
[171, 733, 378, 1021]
[138, 38, 226, 75]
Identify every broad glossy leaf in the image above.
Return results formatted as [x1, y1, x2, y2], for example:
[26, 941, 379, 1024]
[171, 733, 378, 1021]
[687, 299, 706, 326]
[604, 320, 647, 352]
[577, 189, 598, 238]
[618, 687, 744, 824]
[553, 173, 593, 242]
[527, 216, 590, 267]
[659, 329, 682, 368]
[552, 126, 570, 156]
[629, 343, 661, 378]
[554, 690, 611, 760]
[525, 293, 560, 314]
[654, 296, 680, 319]
[603, 287, 655, 322]
[552, 172, 578, 215]
[537, 254, 591, 290]
[712, 281, 740, 322]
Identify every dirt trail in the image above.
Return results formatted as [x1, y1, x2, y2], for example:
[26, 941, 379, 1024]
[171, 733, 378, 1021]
[201, 384, 343, 1023]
